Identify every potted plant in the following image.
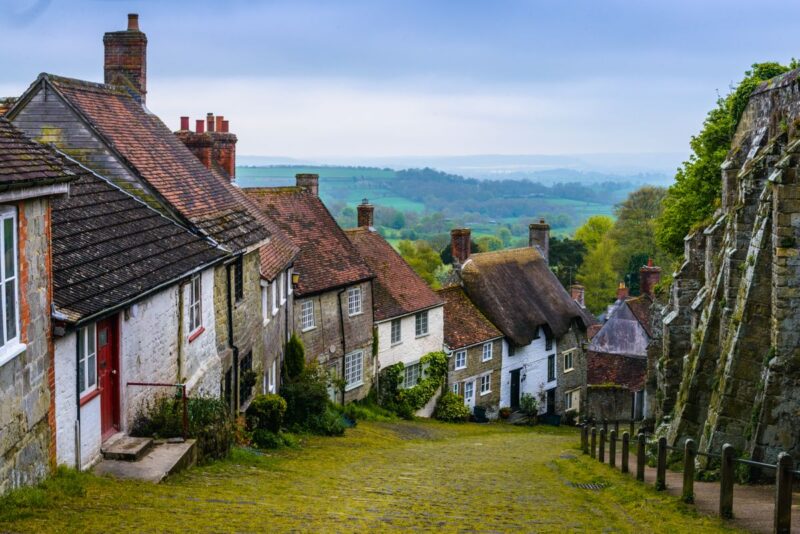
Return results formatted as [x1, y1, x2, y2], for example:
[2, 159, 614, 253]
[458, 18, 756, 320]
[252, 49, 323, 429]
[499, 407, 512, 420]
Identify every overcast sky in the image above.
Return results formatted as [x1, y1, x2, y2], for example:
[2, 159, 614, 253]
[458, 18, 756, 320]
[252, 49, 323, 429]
[1, 0, 799, 164]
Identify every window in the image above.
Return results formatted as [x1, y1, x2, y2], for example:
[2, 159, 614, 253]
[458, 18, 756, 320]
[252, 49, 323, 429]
[344, 350, 364, 390]
[464, 381, 474, 404]
[239, 351, 254, 405]
[454, 350, 467, 370]
[452, 382, 459, 395]
[404, 362, 421, 388]
[480, 373, 491, 395]
[271, 280, 278, 316]
[547, 354, 555, 382]
[261, 284, 270, 325]
[347, 286, 362, 316]
[279, 271, 286, 304]
[564, 351, 574, 372]
[268, 360, 276, 393]
[77, 324, 97, 396]
[234, 256, 244, 302]
[415, 310, 428, 337]
[390, 319, 402, 345]
[508, 343, 516, 357]
[545, 330, 553, 351]
[0, 208, 19, 358]
[189, 274, 202, 333]
[482, 342, 493, 362]
[300, 300, 315, 330]
[287, 268, 293, 295]
[565, 389, 580, 412]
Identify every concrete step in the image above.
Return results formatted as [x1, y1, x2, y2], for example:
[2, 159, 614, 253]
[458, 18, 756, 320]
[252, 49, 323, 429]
[94, 439, 197, 483]
[101, 435, 154, 461]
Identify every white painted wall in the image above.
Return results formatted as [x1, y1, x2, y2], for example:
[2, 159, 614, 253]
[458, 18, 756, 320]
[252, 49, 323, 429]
[499, 330, 557, 413]
[182, 268, 220, 397]
[376, 305, 444, 370]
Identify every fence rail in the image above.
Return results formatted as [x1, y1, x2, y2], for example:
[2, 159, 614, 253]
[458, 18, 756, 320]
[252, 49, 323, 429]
[580, 424, 796, 533]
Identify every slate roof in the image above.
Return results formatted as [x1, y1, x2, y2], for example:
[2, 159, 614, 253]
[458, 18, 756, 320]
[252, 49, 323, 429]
[345, 227, 442, 321]
[459, 247, 593, 346]
[41, 74, 269, 252]
[53, 166, 227, 323]
[587, 300, 650, 358]
[587, 351, 647, 391]
[437, 285, 502, 349]
[625, 294, 654, 337]
[244, 187, 373, 296]
[0, 118, 86, 189]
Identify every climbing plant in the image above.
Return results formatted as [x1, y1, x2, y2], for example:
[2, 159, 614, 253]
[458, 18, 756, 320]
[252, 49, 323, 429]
[378, 351, 448, 419]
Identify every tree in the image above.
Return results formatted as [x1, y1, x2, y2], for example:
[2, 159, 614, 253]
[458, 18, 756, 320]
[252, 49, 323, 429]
[608, 186, 667, 284]
[476, 235, 503, 252]
[574, 215, 614, 250]
[576, 236, 619, 313]
[656, 62, 792, 257]
[549, 237, 587, 289]
[284, 333, 305, 382]
[398, 240, 445, 288]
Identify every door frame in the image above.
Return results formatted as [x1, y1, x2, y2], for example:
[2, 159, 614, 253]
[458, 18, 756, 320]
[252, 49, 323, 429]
[97, 315, 120, 441]
[509, 368, 522, 409]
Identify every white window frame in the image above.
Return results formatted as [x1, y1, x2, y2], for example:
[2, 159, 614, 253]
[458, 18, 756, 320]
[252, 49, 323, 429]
[404, 362, 421, 389]
[482, 342, 493, 362]
[347, 286, 362, 316]
[287, 267, 293, 296]
[269, 360, 276, 393]
[479, 373, 491, 395]
[565, 388, 580, 412]
[0, 206, 22, 365]
[261, 283, 270, 325]
[271, 280, 278, 316]
[280, 271, 286, 305]
[415, 310, 428, 337]
[452, 382, 459, 395]
[300, 300, 315, 331]
[390, 318, 402, 345]
[464, 381, 474, 404]
[188, 274, 202, 334]
[564, 350, 575, 372]
[344, 350, 364, 391]
[78, 323, 97, 397]
[454, 350, 467, 370]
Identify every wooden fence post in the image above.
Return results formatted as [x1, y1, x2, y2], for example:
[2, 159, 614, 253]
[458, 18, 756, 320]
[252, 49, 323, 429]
[637, 433, 646, 482]
[581, 424, 588, 455]
[656, 437, 667, 490]
[603, 419, 608, 434]
[599, 429, 606, 463]
[614, 420, 619, 435]
[609, 430, 617, 468]
[629, 420, 634, 438]
[774, 452, 794, 534]
[591, 427, 597, 459]
[682, 439, 696, 503]
[720, 444, 734, 519]
[621, 432, 629, 474]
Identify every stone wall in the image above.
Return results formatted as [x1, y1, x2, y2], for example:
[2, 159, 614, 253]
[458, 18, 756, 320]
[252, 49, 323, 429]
[555, 328, 586, 415]
[261, 267, 293, 395]
[447, 338, 503, 417]
[585, 385, 633, 422]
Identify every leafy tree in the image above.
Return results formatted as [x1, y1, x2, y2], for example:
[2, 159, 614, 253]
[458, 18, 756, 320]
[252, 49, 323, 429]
[284, 333, 305, 382]
[576, 235, 619, 313]
[549, 237, 587, 288]
[496, 227, 513, 247]
[574, 215, 614, 250]
[656, 62, 792, 257]
[398, 240, 445, 287]
[476, 235, 503, 252]
[440, 239, 480, 265]
[608, 186, 667, 280]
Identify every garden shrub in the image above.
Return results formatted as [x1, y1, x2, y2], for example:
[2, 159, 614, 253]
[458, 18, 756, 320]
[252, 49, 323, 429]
[334, 398, 396, 422]
[246, 393, 287, 433]
[519, 393, 539, 417]
[307, 406, 346, 436]
[378, 351, 448, 419]
[284, 333, 306, 382]
[279, 363, 345, 435]
[434, 392, 470, 422]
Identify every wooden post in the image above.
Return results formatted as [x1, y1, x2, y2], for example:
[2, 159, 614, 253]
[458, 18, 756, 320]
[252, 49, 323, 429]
[720, 444, 734, 519]
[581, 424, 588, 455]
[636, 433, 646, 481]
[656, 437, 667, 490]
[591, 427, 597, 459]
[614, 420, 619, 434]
[621, 432, 630, 474]
[682, 439, 696, 503]
[609, 430, 617, 468]
[774, 452, 794, 534]
[599, 429, 606, 463]
[603, 419, 608, 434]
[629, 420, 634, 438]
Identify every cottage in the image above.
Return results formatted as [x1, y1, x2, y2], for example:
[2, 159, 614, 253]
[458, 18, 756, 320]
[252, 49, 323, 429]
[0, 119, 82, 494]
[450, 225, 592, 417]
[246, 176, 376, 403]
[437, 286, 503, 418]
[345, 200, 443, 414]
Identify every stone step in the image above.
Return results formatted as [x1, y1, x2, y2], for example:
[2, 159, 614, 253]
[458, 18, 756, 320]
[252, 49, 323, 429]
[101, 435, 154, 461]
[94, 439, 197, 483]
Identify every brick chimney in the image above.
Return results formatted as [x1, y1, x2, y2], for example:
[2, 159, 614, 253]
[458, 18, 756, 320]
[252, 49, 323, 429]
[529, 219, 550, 264]
[175, 113, 238, 181]
[451, 228, 472, 266]
[616, 282, 629, 301]
[296, 173, 319, 196]
[639, 258, 662, 297]
[357, 198, 374, 228]
[570, 284, 585, 308]
[104, 14, 147, 103]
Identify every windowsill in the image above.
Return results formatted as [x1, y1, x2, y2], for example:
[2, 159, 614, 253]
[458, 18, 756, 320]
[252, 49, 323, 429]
[564, 368, 575, 374]
[301, 326, 316, 333]
[80, 387, 101, 407]
[480, 390, 491, 396]
[188, 326, 205, 343]
[263, 318, 271, 327]
[455, 366, 467, 371]
[344, 380, 364, 392]
[482, 358, 492, 363]
[415, 333, 429, 339]
[0, 342, 26, 368]
[390, 340, 402, 347]
[348, 311, 363, 318]
[565, 407, 578, 413]
[280, 298, 287, 306]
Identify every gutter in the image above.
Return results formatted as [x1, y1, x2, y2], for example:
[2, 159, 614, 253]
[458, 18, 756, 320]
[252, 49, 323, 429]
[337, 288, 347, 405]
[225, 257, 240, 412]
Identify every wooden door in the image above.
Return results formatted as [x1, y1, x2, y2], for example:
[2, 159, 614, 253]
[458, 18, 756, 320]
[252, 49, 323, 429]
[510, 369, 521, 410]
[97, 317, 120, 440]
[546, 388, 556, 415]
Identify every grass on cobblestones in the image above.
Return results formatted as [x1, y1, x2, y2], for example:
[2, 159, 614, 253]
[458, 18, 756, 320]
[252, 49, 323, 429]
[0, 420, 740, 533]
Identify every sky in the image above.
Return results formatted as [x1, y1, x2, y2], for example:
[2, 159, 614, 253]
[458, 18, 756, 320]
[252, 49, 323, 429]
[1, 0, 800, 171]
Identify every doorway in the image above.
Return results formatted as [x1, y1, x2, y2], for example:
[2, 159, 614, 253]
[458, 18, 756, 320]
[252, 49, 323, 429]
[510, 368, 521, 410]
[97, 316, 120, 440]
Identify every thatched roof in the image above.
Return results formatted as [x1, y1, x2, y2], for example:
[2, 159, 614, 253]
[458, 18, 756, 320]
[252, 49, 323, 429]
[460, 247, 592, 346]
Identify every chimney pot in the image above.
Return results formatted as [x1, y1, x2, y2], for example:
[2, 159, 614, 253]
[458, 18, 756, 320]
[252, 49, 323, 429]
[180, 116, 189, 131]
[127, 13, 139, 31]
[450, 228, 472, 266]
[639, 259, 662, 298]
[296, 174, 319, 196]
[528, 219, 550, 264]
[221, 120, 229, 133]
[206, 113, 215, 133]
[195, 120, 205, 134]
[570, 284, 585, 308]
[616, 282, 629, 301]
[215, 115, 224, 133]
[357, 199, 375, 228]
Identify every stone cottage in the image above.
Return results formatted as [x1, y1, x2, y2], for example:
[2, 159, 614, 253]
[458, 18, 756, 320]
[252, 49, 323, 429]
[0, 119, 82, 494]
[345, 200, 444, 415]
[246, 175, 376, 403]
[437, 286, 504, 418]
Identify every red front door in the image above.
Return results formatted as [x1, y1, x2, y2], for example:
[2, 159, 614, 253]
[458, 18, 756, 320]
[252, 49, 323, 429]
[97, 316, 120, 440]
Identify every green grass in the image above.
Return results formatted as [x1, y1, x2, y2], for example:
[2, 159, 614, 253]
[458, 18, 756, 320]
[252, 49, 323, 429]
[0, 421, 739, 533]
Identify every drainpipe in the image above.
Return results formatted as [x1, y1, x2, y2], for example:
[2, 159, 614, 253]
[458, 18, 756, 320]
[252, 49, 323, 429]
[226, 260, 239, 412]
[74, 329, 81, 470]
[337, 288, 347, 405]
[177, 281, 185, 382]
[282, 273, 290, 389]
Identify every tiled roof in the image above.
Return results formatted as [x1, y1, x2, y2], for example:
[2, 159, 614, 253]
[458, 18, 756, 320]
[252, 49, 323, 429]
[244, 187, 373, 296]
[0, 118, 85, 188]
[44, 74, 268, 252]
[345, 227, 442, 321]
[460, 247, 592, 346]
[587, 351, 647, 391]
[436, 285, 502, 349]
[53, 167, 227, 323]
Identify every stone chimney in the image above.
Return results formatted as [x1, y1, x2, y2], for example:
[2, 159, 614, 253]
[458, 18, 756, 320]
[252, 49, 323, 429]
[639, 258, 662, 297]
[529, 219, 550, 264]
[357, 198, 374, 228]
[570, 284, 585, 308]
[104, 14, 147, 103]
[616, 282, 629, 301]
[451, 228, 472, 266]
[296, 174, 319, 196]
[175, 113, 238, 181]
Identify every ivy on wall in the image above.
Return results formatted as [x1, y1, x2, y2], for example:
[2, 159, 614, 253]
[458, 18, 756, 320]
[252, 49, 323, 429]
[378, 351, 447, 419]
